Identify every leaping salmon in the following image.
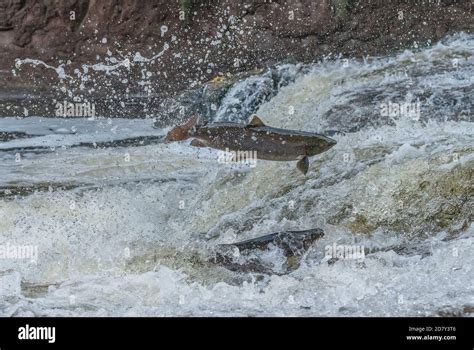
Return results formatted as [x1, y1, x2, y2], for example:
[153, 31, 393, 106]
[166, 115, 337, 174]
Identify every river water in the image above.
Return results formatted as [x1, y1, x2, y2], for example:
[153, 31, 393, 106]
[0, 33, 472, 316]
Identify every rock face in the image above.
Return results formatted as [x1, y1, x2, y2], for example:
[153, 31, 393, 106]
[0, 0, 22, 31]
[0, 0, 472, 118]
[0, 0, 337, 48]
[9, 0, 89, 48]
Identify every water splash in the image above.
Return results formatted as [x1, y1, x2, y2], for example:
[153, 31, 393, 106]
[1, 33, 473, 316]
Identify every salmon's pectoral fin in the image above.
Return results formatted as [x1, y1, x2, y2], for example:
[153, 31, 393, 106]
[190, 139, 208, 148]
[296, 156, 309, 175]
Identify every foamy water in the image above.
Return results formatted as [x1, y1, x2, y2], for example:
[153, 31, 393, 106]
[0, 33, 473, 316]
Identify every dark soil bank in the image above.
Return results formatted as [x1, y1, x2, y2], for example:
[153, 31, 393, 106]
[0, 0, 472, 119]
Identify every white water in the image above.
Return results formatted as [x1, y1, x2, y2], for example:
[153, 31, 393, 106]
[0, 34, 473, 316]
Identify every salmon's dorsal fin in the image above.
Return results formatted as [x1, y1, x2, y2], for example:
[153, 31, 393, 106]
[246, 115, 266, 128]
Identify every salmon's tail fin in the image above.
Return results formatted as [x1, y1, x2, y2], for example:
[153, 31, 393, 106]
[166, 115, 199, 141]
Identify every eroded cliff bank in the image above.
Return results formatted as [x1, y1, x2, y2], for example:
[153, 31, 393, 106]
[0, 0, 472, 118]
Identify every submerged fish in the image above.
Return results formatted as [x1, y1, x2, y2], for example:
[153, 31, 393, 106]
[166, 115, 337, 174]
[210, 228, 325, 274]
